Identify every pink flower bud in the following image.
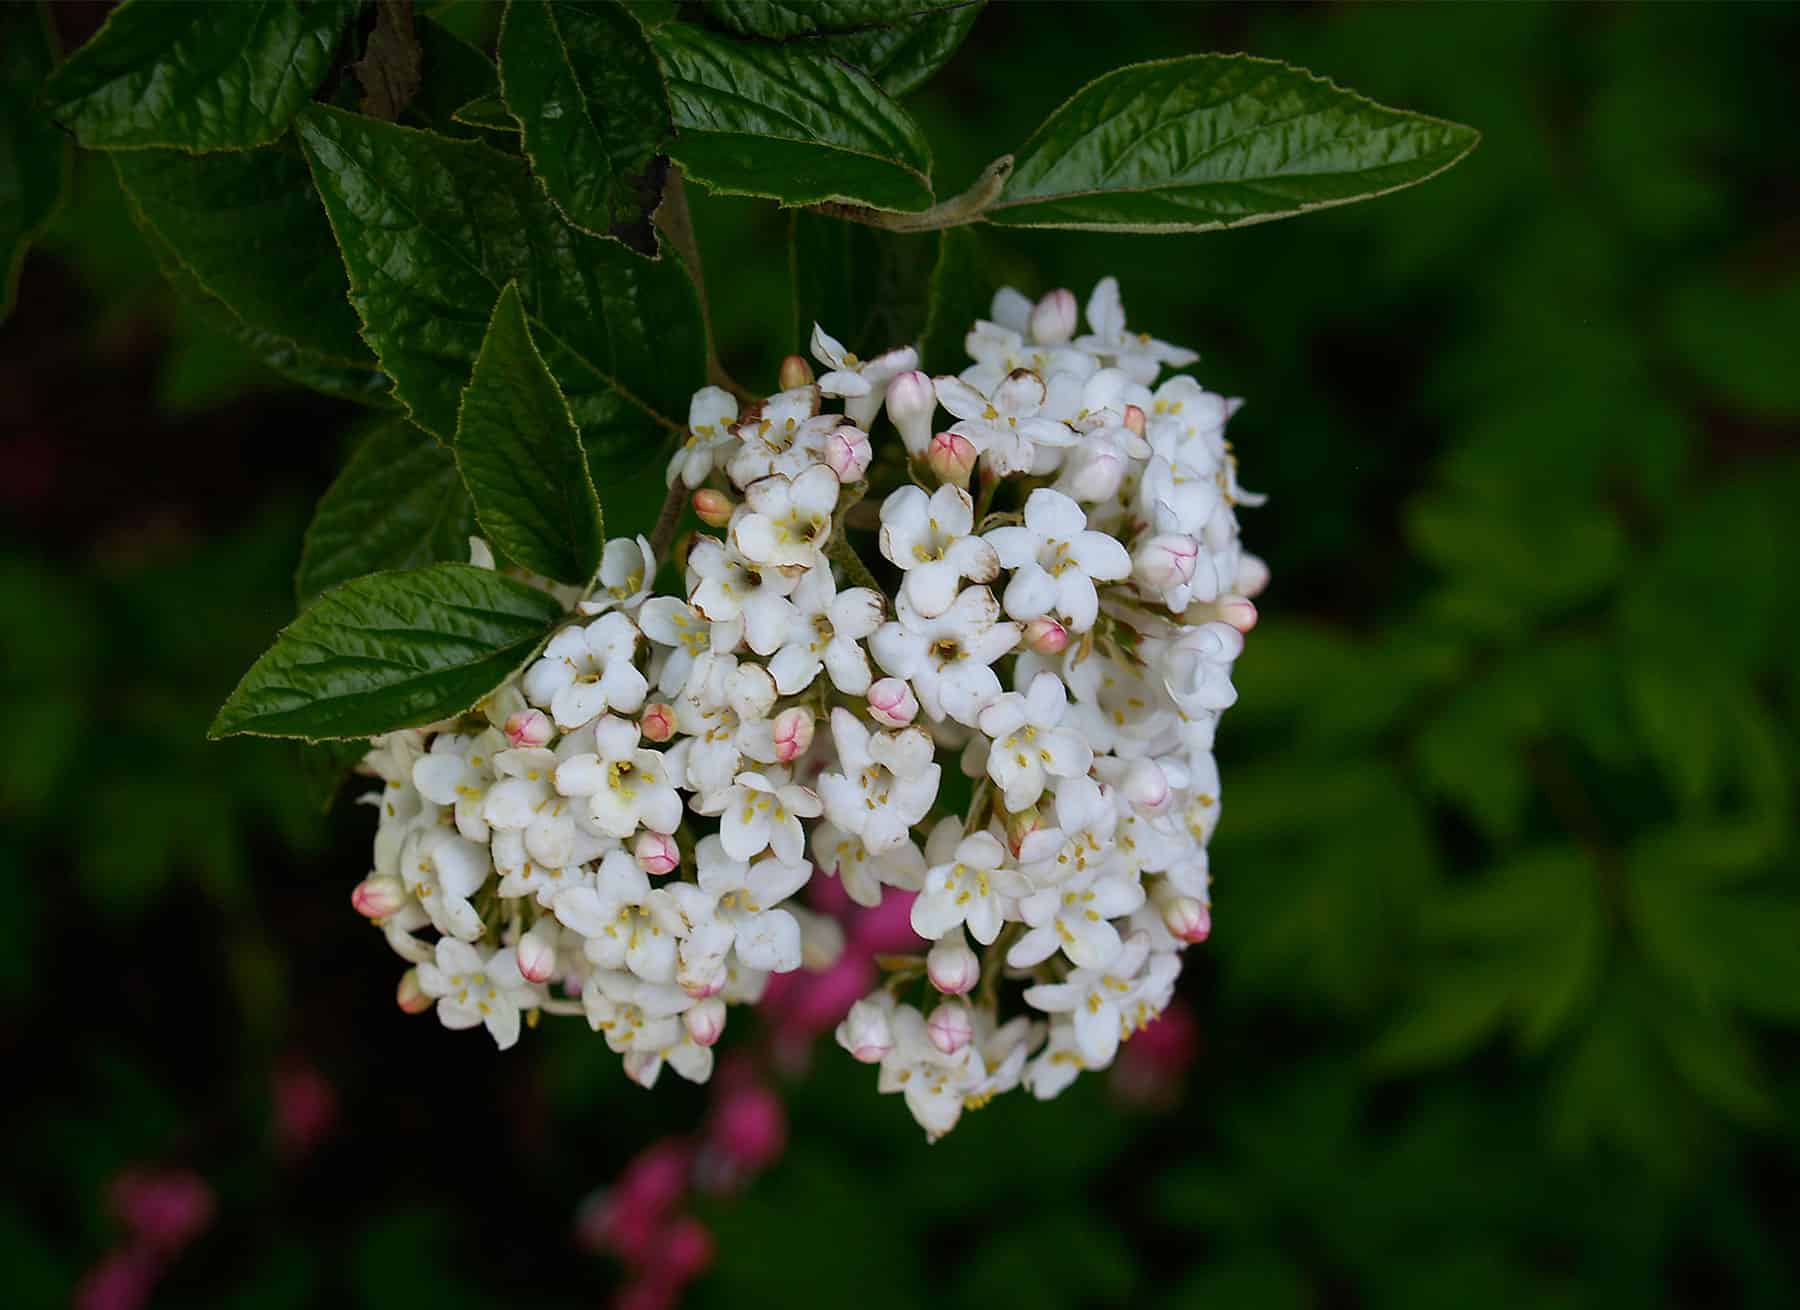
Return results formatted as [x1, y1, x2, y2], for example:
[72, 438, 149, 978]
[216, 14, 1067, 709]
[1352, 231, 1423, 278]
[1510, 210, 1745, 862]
[1123, 403, 1147, 436]
[1030, 288, 1078, 345]
[884, 370, 936, 456]
[1152, 879, 1212, 943]
[926, 1002, 974, 1054]
[503, 708, 552, 749]
[396, 968, 432, 1014]
[835, 997, 894, 1063]
[926, 431, 978, 488]
[692, 489, 735, 528]
[772, 706, 815, 763]
[1005, 804, 1042, 857]
[778, 354, 815, 389]
[707, 1083, 786, 1177]
[1133, 533, 1200, 591]
[1022, 615, 1069, 655]
[824, 425, 872, 483]
[684, 997, 727, 1046]
[1216, 594, 1258, 632]
[1234, 551, 1271, 598]
[866, 677, 919, 727]
[516, 924, 558, 984]
[927, 934, 979, 995]
[1122, 758, 1171, 814]
[661, 1216, 716, 1282]
[109, 1168, 215, 1253]
[351, 874, 407, 919]
[635, 830, 681, 876]
[639, 702, 677, 743]
[1062, 445, 1125, 502]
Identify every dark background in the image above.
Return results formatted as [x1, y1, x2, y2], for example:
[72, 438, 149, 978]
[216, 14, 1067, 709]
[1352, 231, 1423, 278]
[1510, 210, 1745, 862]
[4, 2, 1798, 1306]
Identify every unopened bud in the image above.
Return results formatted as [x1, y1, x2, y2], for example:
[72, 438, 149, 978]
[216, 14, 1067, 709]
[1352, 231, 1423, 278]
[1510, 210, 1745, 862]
[661, 1217, 716, 1282]
[680, 955, 727, 999]
[866, 677, 919, 727]
[772, 705, 815, 763]
[1005, 803, 1043, 857]
[1216, 594, 1258, 632]
[1122, 758, 1172, 814]
[778, 354, 814, 389]
[503, 708, 553, 749]
[884, 370, 936, 456]
[835, 997, 894, 1063]
[396, 968, 432, 1014]
[1030, 288, 1078, 345]
[926, 431, 978, 488]
[926, 1002, 975, 1054]
[1022, 616, 1069, 656]
[622, 1050, 662, 1088]
[1234, 551, 1270, 599]
[351, 874, 407, 919]
[693, 489, 735, 528]
[1122, 403, 1147, 436]
[635, 830, 681, 876]
[1062, 445, 1125, 502]
[516, 923, 558, 984]
[684, 997, 727, 1047]
[927, 933, 979, 995]
[639, 702, 677, 743]
[1163, 893, 1211, 943]
[1133, 533, 1200, 591]
[824, 425, 872, 483]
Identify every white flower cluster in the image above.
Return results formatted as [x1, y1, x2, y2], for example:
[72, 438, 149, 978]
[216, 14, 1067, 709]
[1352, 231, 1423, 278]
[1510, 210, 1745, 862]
[350, 277, 1266, 1138]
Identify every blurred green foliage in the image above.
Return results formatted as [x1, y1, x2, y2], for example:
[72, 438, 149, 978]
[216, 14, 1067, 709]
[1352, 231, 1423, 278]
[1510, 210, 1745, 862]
[2, 3, 1796, 1307]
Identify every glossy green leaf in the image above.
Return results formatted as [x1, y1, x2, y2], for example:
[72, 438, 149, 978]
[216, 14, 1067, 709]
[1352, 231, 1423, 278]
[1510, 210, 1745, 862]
[210, 563, 565, 741]
[406, 16, 504, 144]
[294, 105, 704, 481]
[451, 94, 520, 134]
[703, 0, 982, 97]
[296, 419, 477, 609]
[456, 282, 605, 585]
[0, 3, 70, 320]
[989, 54, 1479, 232]
[499, 0, 670, 255]
[113, 145, 377, 373]
[649, 23, 933, 212]
[43, 0, 355, 151]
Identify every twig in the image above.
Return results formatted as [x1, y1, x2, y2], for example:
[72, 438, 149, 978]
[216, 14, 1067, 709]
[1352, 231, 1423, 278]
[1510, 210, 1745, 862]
[656, 168, 751, 401]
[811, 155, 1014, 233]
[648, 479, 688, 562]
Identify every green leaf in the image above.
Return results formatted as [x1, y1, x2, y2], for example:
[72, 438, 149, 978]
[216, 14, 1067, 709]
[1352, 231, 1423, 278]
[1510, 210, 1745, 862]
[210, 563, 565, 741]
[789, 209, 933, 357]
[456, 282, 606, 585]
[451, 94, 520, 134]
[499, 0, 671, 255]
[0, 3, 71, 320]
[918, 225, 998, 374]
[702, 1, 983, 97]
[296, 418, 478, 609]
[1663, 272, 1800, 420]
[113, 144, 378, 373]
[43, 0, 355, 151]
[293, 104, 705, 481]
[407, 16, 506, 144]
[989, 54, 1479, 232]
[648, 22, 933, 212]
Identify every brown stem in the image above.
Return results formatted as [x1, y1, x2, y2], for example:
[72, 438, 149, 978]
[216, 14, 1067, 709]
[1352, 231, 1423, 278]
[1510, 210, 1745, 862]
[811, 156, 1015, 233]
[656, 169, 751, 402]
[647, 479, 688, 562]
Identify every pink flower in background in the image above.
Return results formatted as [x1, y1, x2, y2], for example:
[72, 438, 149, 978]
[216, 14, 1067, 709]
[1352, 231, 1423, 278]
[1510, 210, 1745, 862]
[273, 1059, 339, 1163]
[109, 1168, 214, 1254]
[73, 1248, 160, 1310]
[1108, 999, 1201, 1111]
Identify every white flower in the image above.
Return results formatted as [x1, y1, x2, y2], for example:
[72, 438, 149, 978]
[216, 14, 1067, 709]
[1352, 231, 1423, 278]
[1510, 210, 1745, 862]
[876, 1004, 981, 1141]
[1007, 865, 1145, 971]
[699, 769, 821, 864]
[399, 824, 490, 941]
[934, 369, 1076, 477]
[1155, 621, 1245, 714]
[578, 535, 656, 615]
[418, 939, 540, 1051]
[554, 715, 682, 837]
[837, 993, 897, 1063]
[730, 464, 840, 570]
[911, 831, 1030, 946]
[411, 729, 502, 843]
[1021, 932, 1155, 1067]
[1015, 775, 1121, 889]
[811, 821, 925, 908]
[727, 386, 833, 487]
[669, 653, 778, 792]
[624, 1036, 716, 1089]
[523, 613, 648, 730]
[816, 708, 940, 854]
[869, 586, 1020, 726]
[685, 537, 800, 657]
[1021, 1018, 1088, 1100]
[635, 595, 717, 696]
[582, 969, 693, 1054]
[481, 745, 581, 869]
[554, 848, 684, 983]
[877, 484, 999, 619]
[669, 835, 811, 975]
[491, 826, 605, 905]
[984, 488, 1131, 632]
[667, 385, 740, 488]
[975, 671, 1092, 811]
[766, 564, 882, 696]
[810, 323, 919, 429]
[1074, 276, 1197, 386]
